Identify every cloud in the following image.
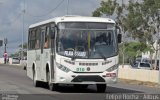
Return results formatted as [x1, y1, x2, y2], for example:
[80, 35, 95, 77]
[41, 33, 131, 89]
[0, 0, 101, 55]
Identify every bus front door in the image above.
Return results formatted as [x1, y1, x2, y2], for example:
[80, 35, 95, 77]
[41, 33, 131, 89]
[40, 28, 46, 81]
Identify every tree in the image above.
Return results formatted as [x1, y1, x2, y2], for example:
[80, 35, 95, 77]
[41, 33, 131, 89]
[93, 0, 159, 67]
[141, 0, 160, 69]
[124, 0, 160, 69]
[93, 0, 117, 17]
[125, 42, 153, 58]
[9, 53, 19, 58]
[19, 42, 27, 49]
[93, 0, 128, 66]
[10, 42, 27, 58]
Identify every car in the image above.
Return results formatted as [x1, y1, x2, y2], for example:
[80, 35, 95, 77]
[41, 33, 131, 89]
[130, 60, 139, 68]
[12, 57, 20, 64]
[138, 62, 151, 70]
[20, 57, 27, 70]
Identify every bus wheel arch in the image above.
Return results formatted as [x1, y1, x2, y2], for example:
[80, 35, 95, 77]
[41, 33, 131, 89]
[46, 64, 49, 73]
[46, 63, 58, 91]
[32, 63, 35, 79]
[32, 63, 40, 87]
[46, 63, 50, 82]
[32, 63, 35, 72]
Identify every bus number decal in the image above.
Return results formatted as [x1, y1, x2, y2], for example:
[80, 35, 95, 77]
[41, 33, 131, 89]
[76, 68, 85, 72]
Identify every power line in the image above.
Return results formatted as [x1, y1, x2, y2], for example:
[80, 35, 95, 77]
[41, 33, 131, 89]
[21, 0, 25, 59]
[26, 0, 65, 18]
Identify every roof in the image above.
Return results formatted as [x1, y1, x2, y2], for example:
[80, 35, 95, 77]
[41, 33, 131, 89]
[29, 15, 115, 28]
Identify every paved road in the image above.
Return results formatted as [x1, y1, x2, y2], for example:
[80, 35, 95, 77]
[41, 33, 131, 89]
[0, 65, 160, 100]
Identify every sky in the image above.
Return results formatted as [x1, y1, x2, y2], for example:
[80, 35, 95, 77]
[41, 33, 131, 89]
[0, 0, 129, 56]
[0, 0, 102, 56]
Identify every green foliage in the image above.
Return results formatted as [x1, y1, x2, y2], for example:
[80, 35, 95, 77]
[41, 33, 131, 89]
[93, 0, 159, 63]
[9, 42, 27, 58]
[93, 0, 117, 17]
[92, 8, 101, 17]
[123, 1, 145, 37]
[127, 0, 160, 41]
[119, 42, 153, 59]
[9, 52, 19, 58]
[93, 0, 160, 43]
[19, 42, 27, 49]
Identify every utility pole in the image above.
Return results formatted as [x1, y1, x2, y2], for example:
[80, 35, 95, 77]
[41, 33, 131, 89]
[67, 0, 69, 15]
[21, 0, 25, 60]
[122, 0, 124, 8]
[0, 40, 2, 58]
[0, 40, 3, 47]
[158, 8, 160, 85]
[4, 38, 7, 53]
[4, 38, 8, 64]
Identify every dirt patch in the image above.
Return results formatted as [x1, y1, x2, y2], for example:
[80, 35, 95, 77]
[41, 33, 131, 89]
[118, 78, 160, 88]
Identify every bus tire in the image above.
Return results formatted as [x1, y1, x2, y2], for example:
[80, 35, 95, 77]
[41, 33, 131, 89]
[33, 70, 40, 87]
[47, 71, 58, 91]
[96, 84, 106, 93]
[23, 66, 26, 70]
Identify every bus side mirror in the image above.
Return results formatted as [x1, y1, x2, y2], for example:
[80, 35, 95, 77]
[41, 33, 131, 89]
[116, 25, 122, 43]
[50, 24, 56, 39]
[118, 34, 122, 43]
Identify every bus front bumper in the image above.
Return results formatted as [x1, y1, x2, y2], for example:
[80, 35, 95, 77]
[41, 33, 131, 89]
[53, 69, 118, 84]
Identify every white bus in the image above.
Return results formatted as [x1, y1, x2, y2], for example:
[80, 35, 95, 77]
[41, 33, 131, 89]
[27, 15, 121, 92]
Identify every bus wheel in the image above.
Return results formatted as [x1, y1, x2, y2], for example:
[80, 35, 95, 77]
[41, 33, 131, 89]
[96, 84, 106, 93]
[23, 66, 26, 70]
[47, 71, 58, 91]
[33, 70, 40, 87]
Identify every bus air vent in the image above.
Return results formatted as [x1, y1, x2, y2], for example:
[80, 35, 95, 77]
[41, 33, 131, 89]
[79, 62, 98, 66]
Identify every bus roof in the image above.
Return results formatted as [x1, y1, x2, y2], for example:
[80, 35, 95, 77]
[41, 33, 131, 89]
[29, 15, 115, 28]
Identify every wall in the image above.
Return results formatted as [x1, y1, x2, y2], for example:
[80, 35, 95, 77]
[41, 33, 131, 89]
[0, 58, 13, 64]
[118, 65, 159, 83]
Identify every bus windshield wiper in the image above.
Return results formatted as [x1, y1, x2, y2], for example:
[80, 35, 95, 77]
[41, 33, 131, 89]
[71, 50, 76, 61]
[97, 50, 106, 61]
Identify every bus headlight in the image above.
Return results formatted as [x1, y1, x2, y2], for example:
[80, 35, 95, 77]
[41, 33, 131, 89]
[106, 64, 118, 72]
[56, 63, 71, 73]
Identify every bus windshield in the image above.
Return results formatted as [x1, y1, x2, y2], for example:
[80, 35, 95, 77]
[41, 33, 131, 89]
[56, 22, 118, 59]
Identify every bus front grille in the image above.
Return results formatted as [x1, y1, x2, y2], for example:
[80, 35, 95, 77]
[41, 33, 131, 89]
[71, 75, 105, 82]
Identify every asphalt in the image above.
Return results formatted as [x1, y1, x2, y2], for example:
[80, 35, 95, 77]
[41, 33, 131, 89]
[0, 64, 160, 100]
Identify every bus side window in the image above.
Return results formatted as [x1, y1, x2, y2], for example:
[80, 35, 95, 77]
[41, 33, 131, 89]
[29, 29, 36, 50]
[28, 30, 31, 50]
[44, 37, 49, 48]
[44, 27, 50, 48]
[50, 23, 55, 51]
[50, 24, 55, 39]
[35, 39, 39, 49]
[35, 29, 40, 49]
